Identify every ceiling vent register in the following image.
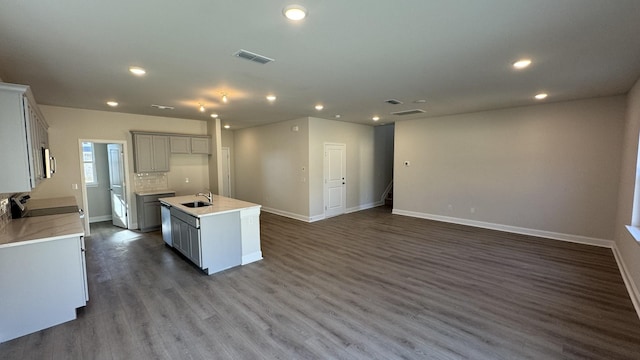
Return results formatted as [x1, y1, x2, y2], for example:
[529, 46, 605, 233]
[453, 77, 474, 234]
[233, 49, 274, 64]
[385, 99, 403, 105]
[391, 109, 425, 116]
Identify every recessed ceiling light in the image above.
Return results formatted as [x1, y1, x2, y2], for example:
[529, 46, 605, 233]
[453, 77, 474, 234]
[534, 93, 548, 100]
[106, 101, 118, 107]
[224, 125, 231, 129]
[266, 94, 277, 102]
[283, 5, 307, 21]
[129, 66, 146, 76]
[413, 99, 427, 104]
[372, 116, 380, 121]
[315, 104, 324, 111]
[210, 113, 219, 118]
[335, 115, 341, 119]
[513, 59, 532, 69]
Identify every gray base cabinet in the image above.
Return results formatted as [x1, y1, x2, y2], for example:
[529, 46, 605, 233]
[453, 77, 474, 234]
[169, 207, 241, 274]
[136, 191, 175, 232]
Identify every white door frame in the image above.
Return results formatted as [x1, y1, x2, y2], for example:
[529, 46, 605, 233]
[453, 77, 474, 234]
[221, 147, 232, 197]
[78, 139, 132, 235]
[324, 142, 347, 218]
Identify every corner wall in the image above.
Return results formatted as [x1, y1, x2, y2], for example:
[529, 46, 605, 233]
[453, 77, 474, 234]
[234, 118, 310, 219]
[615, 77, 640, 308]
[394, 96, 626, 242]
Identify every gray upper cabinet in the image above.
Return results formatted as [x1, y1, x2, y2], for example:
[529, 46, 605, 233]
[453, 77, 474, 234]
[170, 135, 210, 154]
[0, 82, 49, 193]
[170, 136, 190, 154]
[132, 132, 170, 173]
[190, 137, 210, 154]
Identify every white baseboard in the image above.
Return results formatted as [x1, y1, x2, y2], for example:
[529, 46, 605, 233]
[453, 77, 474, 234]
[242, 251, 263, 265]
[346, 201, 383, 214]
[392, 208, 640, 319]
[89, 215, 113, 223]
[611, 244, 640, 320]
[392, 209, 614, 248]
[261, 207, 312, 222]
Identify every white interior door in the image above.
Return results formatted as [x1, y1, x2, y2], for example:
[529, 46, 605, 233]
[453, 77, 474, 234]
[221, 147, 231, 197]
[107, 144, 127, 229]
[324, 143, 346, 218]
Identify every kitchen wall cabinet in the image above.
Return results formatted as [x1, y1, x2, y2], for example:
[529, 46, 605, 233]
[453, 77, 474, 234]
[136, 191, 175, 232]
[132, 132, 170, 173]
[170, 135, 210, 154]
[0, 82, 49, 192]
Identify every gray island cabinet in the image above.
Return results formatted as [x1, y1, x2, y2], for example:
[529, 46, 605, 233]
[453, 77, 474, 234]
[159, 195, 262, 275]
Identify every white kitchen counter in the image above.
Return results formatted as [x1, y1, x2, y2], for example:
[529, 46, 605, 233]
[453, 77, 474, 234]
[0, 212, 84, 248]
[159, 194, 261, 217]
[134, 189, 176, 196]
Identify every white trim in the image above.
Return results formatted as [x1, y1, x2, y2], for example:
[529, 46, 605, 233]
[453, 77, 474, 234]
[261, 207, 312, 222]
[625, 225, 640, 243]
[391, 209, 614, 248]
[89, 215, 112, 223]
[346, 201, 383, 214]
[611, 243, 640, 320]
[242, 251, 263, 265]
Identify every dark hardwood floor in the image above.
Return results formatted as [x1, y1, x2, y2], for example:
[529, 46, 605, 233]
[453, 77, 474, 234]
[2, 206, 640, 359]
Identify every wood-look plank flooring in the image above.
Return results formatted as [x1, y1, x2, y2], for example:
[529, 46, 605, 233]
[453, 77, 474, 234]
[1, 206, 640, 359]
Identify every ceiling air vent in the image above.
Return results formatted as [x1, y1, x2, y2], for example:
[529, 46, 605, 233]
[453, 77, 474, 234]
[233, 49, 274, 64]
[151, 104, 175, 110]
[385, 99, 403, 105]
[391, 109, 425, 116]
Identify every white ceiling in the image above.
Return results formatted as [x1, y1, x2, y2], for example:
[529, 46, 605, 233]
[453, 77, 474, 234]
[1, 1, 639, 129]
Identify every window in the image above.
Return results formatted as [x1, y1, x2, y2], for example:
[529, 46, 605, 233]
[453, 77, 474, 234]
[82, 142, 98, 186]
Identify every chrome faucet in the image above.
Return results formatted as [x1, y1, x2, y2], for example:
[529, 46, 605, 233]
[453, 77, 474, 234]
[196, 191, 212, 203]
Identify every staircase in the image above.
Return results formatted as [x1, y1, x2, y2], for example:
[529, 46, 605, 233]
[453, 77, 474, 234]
[384, 183, 393, 207]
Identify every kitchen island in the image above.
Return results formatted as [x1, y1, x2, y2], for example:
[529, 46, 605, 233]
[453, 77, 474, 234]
[159, 194, 262, 275]
[0, 208, 87, 343]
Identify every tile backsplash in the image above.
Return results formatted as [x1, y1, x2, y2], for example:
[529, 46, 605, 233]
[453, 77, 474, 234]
[0, 193, 12, 230]
[134, 173, 168, 192]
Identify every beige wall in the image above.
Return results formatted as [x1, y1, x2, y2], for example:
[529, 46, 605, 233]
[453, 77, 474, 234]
[33, 105, 210, 226]
[234, 118, 310, 218]
[615, 77, 640, 296]
[221, 129, 235, 197]
[394, 96, 626, 240]
[308, 118, 392, 218]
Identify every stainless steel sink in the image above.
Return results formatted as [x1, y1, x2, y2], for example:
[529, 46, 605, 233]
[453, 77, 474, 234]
[182, 201, 211, 208]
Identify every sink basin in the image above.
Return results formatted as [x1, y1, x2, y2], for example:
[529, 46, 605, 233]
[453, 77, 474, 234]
[182, 201, 211, 208]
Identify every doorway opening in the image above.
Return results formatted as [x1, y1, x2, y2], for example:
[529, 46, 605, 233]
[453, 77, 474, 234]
[78, 139, 131, 235]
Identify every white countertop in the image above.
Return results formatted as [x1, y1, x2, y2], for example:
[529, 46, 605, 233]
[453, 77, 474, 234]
[0, 213, 85, 248]
[159, 195, 261, 218]
[135, 189, 176, 196]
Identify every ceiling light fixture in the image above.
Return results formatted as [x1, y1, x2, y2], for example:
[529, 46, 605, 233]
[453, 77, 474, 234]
[222, 94, 228, 103]
[534, 93, 548, 100]
[513, 59, 532, 69]
[372, 116, 380, 121]
[129, 66, 146, 76]
[315, 104, 324, 111]
[283, 5, 307, 21]
[199, 104, 205, 112]
[335, 115, 341, 119]
[210, 113, 219, 118]
[106, 101, 118, 107]
[266, 94, 277, 102]
[224, 125, 231, 129]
